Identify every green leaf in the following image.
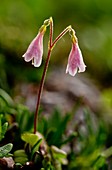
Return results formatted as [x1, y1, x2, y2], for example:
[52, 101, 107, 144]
[14, 149, 28, 165]
[1, 122, 8, 136]
[0, 143, 13, 158]
[21, 133, 39, 146]
[42, 157, 55, 170]
[101, 146, 112, 158]
[2, 122, 8, 132]
[0, 88, 14, 106]
[60, 132, 77, 145]
[30, 138, 42, 160]
[16, 104, 34, 132]
[51, 146, 68, 165]
[0, 114, 2, 141]
[51, 146, 67, 159]
[47, 113, 70, 146]
[14, 157, 28, 165]
[94, 156, 106, 168]
[14, 149, 28, 158]
[0, 117, 8, 141]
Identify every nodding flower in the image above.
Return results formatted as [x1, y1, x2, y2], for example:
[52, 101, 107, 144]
[22, 25, 46, 67]
[66, 29, 86, 76]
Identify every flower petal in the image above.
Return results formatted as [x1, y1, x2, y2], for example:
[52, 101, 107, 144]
[22, 29, 45, 67]
[66, 63, 77, 76]
[22, 36, 39, 62]
[66, 41, 86, 76]
[75, 43, 86, 73]
[33, 55, 42, 67]
[22, 52, 33, 62]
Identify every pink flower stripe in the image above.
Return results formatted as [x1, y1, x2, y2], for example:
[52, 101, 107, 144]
[22, 31, 44, 67]
[66, 42, 86, 76]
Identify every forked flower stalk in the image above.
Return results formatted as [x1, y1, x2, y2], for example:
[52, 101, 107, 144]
[22, 17, 86, 134]
[33, 18, 71, 134]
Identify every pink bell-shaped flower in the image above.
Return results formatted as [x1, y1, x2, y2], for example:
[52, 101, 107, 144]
[66, 33, 86, 76]
[22, 26, 46, 67]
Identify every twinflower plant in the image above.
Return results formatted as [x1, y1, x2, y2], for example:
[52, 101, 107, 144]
[22, 17, 86, 134]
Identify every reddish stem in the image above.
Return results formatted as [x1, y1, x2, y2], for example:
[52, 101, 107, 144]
[34, 48, 51, 134]
[33, 19, 71, 134]
[51, 26, 71, 48]
[49, 17, 53, 47]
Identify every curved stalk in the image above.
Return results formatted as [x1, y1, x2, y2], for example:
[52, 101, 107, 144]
[34, 49, 52, 134]
[33, 19, 72, 134]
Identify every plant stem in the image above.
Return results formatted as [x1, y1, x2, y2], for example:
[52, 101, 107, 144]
[34, 18, 53, 134]
[33, 20, 71, 134]
[51, 25, 71, 48]
[34, 48, 52, 134]
[49, 17, 53, 47]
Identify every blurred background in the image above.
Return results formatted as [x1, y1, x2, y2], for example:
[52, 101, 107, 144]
[0, 0, 112, 113]
[1, 1, 112, 169]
